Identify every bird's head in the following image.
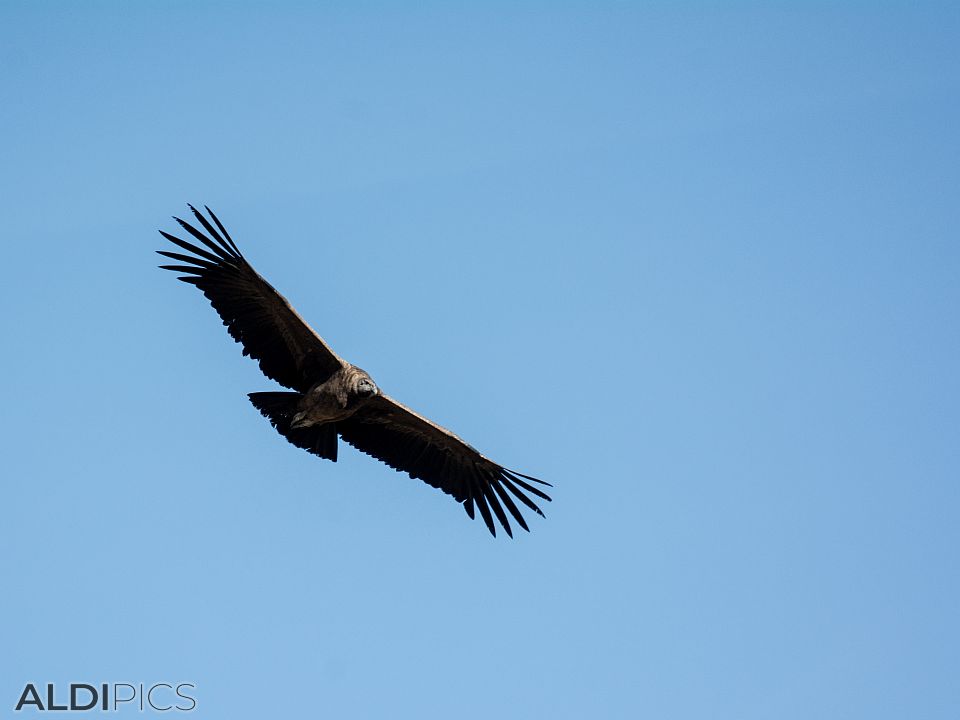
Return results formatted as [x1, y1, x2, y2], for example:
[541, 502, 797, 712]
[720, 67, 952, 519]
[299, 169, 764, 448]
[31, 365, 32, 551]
[352, 371, 380, 400]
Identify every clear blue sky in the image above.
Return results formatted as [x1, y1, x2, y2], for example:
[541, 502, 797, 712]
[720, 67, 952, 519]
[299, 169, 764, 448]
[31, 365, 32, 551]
[2, 3, 958, 718]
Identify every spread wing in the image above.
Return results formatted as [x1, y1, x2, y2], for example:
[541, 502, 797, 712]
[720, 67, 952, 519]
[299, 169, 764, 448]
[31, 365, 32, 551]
[158, 205, 346, 391]
[338, 394, 551, 537]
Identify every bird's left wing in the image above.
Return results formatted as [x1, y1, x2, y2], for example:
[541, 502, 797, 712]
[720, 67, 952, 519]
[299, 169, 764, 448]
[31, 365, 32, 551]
[338, 394, 551, 537]
[158, 205, 346, 391]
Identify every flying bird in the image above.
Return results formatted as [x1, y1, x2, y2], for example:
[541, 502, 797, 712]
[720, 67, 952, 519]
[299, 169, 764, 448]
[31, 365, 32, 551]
[157, 205, 551, 537]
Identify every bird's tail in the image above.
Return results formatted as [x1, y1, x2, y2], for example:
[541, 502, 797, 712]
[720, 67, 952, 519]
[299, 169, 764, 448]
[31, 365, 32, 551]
[248, 392, 339, 461]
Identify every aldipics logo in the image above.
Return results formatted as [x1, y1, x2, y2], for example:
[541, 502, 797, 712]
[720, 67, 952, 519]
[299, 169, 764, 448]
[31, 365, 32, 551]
[14, 683, 196, 713]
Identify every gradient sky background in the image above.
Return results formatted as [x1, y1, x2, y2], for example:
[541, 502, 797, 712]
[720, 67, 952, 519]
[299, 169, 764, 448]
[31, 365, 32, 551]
[2, 3, 958, 718]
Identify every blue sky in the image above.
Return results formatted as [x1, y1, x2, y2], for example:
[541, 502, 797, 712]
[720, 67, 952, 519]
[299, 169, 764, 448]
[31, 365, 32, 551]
[2, 3, 958, 718]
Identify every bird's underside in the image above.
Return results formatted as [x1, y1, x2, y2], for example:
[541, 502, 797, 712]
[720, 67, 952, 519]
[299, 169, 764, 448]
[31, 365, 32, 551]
[158, 204, 551, 537]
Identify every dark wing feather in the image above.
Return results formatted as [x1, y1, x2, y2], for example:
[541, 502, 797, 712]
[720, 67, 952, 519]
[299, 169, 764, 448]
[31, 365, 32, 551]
[158, 205, 346, 391]
[338, 394, 551, 538]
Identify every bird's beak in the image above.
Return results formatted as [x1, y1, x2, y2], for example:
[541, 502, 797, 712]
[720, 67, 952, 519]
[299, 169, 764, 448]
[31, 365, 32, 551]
[290, 412, 309, 429]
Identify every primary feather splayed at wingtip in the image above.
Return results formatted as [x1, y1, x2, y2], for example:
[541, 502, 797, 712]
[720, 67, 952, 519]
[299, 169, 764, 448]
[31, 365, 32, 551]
[204, 205, 243, 257]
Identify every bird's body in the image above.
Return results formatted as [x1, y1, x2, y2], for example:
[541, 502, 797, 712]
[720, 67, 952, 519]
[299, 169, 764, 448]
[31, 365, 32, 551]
[158, 205, 550, 537]
[293, 365, 380, 427]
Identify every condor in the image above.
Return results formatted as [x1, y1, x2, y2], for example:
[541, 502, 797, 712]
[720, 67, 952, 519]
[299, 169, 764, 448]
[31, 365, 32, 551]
[158, 205, 550, 537]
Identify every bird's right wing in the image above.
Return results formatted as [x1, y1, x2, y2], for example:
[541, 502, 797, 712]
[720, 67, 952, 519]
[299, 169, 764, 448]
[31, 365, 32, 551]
[338, 394, 551, 537]
[158, 205, 346, 392]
